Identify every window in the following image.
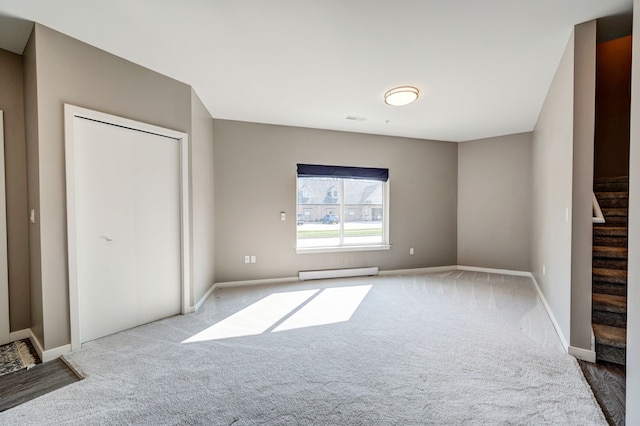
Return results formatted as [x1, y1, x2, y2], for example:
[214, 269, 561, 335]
[296, 164, 389, 252]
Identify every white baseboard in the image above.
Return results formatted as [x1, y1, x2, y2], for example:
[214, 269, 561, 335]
[215, 265, 530, 289]
[568, 345, 596, 363]
[9, 328, 31, 341]
[214, 266, 460, 289]
[41, 344, 72, 362]
[194, 284, 216, 311]
[456, 265, 531, 277]
[379, 266, 458, 276]
[214, 277, 299, 289]
[17, 329, 72, 363]
[528, 274, 570, 352]
[27, 330, 45, 361]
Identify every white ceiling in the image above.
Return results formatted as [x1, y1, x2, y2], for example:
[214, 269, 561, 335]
[0, 0, 633, 142]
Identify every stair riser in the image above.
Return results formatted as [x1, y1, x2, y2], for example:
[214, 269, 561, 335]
[594, 186, 629, 194]
[593, 236, 628, 247]
[592, 275, 627, 285]
[591, 248, 628, 259]
[593, 282, 627, 297]
[592, 310, 627, 328]
[596, 198, 629, 209]
[595, 343, 626, 366]
[594, 179, 629, 192]
[602, 217, 628, 226]
[592, 259, 628, 270]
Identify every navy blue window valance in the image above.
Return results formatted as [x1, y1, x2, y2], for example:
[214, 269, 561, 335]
[297, 164, 389, 182]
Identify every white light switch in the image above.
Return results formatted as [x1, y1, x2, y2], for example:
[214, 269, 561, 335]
[250, 256, 256, 264]
[244, 256, 250, 264]
[29, 209, 35, 224]
[280, 212, 286, 221]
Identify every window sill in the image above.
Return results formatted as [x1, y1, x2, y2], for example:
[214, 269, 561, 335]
[296, 244, 391, 254]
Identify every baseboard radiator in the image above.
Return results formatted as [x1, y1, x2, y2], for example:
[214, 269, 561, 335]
[298, 266, 379, 281]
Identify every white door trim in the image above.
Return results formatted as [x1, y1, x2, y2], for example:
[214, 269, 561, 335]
[0, 111, 10, 345]
[64, 104, 191, 351]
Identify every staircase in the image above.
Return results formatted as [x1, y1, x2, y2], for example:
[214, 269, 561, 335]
[592, 176, 628, 366]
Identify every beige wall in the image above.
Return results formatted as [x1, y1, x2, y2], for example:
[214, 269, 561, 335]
[23, 32, 43, 345]
[457, 133, 532, 272]
[570, 21, 596, 350]
[190, 89, 216, 304]
[0, 48, 30, 331]
[625, 0, 640, 421]
[531, 31, 575, 347]
[531, 21, 597, 352]
[27, 24, 195, 350]
[213, 120, 458, 282]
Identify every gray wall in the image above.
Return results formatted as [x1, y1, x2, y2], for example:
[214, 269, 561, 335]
[0, 49, 31, 331]
[0, 48, 30, 331]
[531, 31, 575, 346]
[457, 133, 532, 272]
[625, 0, 640, 420]
[570, 21, 596, 350]
[24, 24, 214, 350]
[213, 120, 458, 283]
[190, 89, 216, 305]
[23, 32, 44, 345]
[531, 21, 597, 352]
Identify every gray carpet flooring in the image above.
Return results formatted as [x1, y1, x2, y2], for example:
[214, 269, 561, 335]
[0, 270, 606, 425]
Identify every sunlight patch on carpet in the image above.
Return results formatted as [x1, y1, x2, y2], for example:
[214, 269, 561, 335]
[182, 289, 319, 343]
[183, 284, 372, 342]
[273, 285, 372, 332]
[0, 340, 36, 376]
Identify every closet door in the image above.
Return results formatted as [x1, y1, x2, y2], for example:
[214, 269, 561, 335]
[74, 117, 181, 343]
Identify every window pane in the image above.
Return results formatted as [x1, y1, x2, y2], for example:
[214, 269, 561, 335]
[297, 177, 342, 248]
[343, 179, 383, 245]
[297, 175, 385, 249]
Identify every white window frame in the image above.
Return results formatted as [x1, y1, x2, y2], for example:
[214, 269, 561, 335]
[296, 175, 390, 254]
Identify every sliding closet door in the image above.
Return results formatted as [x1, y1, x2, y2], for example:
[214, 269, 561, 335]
[74, 117, 181, 343]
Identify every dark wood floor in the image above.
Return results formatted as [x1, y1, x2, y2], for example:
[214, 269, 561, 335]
[0, 358, 82, 412]
[579, 360, 625, 426]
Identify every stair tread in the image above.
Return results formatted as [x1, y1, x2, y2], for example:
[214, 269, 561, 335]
[592, 226, 628, 236]
[593, 324, 627, 348]
[601, 208, 628, 216]
[593, 293, 627, 313]
[593, 268, 627, 279]
[592, 246, 628, 258]
[594, 191, 629, 199]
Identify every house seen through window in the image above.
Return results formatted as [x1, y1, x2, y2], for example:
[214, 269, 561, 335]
[296, 164, 389, 251]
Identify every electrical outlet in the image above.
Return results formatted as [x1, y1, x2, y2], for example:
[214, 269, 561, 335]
[543, 264, 546, 275]
[244, 256, 250, 264]
[409, 248, 414, 255]
[250, 255, 256, 264]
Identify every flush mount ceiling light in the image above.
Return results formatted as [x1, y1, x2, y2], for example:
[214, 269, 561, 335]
[384, 86, 419, 106]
